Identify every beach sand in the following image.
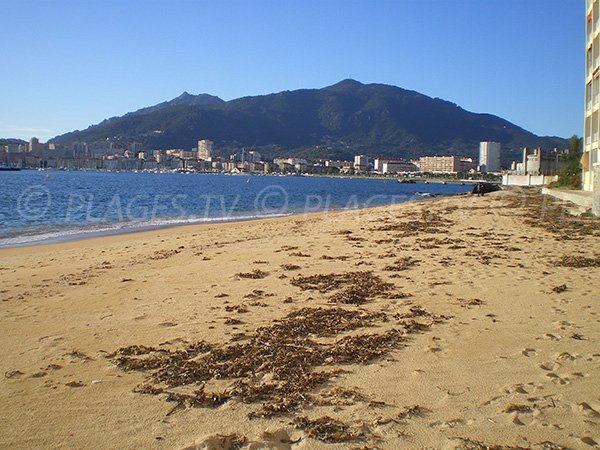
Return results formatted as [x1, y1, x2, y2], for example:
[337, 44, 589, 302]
[1, 188, 599, 449]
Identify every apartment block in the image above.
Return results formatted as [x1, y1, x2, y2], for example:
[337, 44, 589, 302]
[479, 141, 501, 172]
[197, 139, 214, 160]
[585, 0, 600, 193]
[418, 156, 460, 173]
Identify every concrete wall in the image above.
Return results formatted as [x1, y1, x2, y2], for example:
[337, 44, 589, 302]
[502, 174, 558, 186]
[594, 165, 600, 216]
[542, 187, 593, 211]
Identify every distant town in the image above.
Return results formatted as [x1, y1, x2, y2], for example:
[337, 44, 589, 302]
[2, 138, 569, 186]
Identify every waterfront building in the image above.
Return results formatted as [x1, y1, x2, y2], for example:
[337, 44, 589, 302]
[502, 147, 563, 186]
[479, 141, 501, 172]
[459, 157, 477, 173]
[418, 156, 460, 173]
[353, 155, 370, 171]
[581, 0, 600, 215]
[324, 160, 352, 169]
[180, 150, 195, 159]
[584, 0, 600, 215]
[197, 139, 213, 160]
[28, 137, 46, 155]
[4, 144, 22, 154]
[374, 158, 419, 174]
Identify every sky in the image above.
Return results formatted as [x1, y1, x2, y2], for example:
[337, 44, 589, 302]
[1, 0, 583, 142]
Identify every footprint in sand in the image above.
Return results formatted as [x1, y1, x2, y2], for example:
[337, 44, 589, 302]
[539, 361, 561, 371]
[545, 372, 570, 385]
[502, 382, 543, 395]
[580, 437, 599, 447]
[554, 320, 575, 330]
[577, 402, 600, 418]
[522, 348, 537, 357]
[542, 333, 561, 341]
[429, 418, 465, 429]
[555, 351, 578, 361]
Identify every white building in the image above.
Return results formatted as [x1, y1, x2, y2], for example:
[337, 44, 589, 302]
[584, 0, 600, 216]
[197, 139, 213, 160]
[374, 158, 418, 174]
[325, 160, 352, 169]
[354, 155, 369, 170]
[479, 141, 501, 172]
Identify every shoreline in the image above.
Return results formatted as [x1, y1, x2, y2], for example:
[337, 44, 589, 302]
[2, 188, 598, 449]
[0, 191, 470, 250]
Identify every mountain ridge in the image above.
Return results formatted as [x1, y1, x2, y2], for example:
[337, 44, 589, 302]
[51, 80, 567, 163]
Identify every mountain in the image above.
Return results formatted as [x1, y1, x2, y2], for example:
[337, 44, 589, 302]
[0, 138, 27, 146]
[51, 80, 566, 163]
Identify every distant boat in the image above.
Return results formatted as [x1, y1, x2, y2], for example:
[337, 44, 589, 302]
[0, 166, 21, 171]
[398, 179, 416, 184]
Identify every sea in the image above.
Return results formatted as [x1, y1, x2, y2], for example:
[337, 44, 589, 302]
[0, 170, 472, 247]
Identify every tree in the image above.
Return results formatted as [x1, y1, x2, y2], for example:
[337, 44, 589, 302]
[556, 135, 582, 189]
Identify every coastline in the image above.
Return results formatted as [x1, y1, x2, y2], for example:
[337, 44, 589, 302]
[0, 190, 469, 250]
[1, 188, 598, 449]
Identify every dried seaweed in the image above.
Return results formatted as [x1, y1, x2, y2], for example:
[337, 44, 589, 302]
[503, 404, 531, 413]
[294, 416, 364, 443]
[291, 271, 407, 305]
[371, 210, 454, 237]
[554, 255, 600, 268]
[236, 269, 270, 279]
[110, 306, 436, 418]
[503, 190, 600, 240]
[396, 404, 426, 420]
[224, 304, 249, 313]
[289, 252, 311, 258]
[243, 289, 274, 300]
[551, 284, 568, 293]
[450, 437, 570, 450]
[224, 318, 244, 325]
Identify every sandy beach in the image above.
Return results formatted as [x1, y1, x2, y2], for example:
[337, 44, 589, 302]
[1, 188, 599, 449]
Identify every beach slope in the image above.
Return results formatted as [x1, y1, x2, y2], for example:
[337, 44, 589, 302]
[1, 189, 599, 449]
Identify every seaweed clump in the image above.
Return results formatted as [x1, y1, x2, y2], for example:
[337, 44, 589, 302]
[291, 271, 409, 305]
[555, 255, 600, 268]
[109, 305, 436, 418]
[294, 416, 364, 443]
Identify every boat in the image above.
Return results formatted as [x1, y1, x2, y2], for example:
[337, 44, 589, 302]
[397, 179, 416, 184]
[0, 166, 21, 171]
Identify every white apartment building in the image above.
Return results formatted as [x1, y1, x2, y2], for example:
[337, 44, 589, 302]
[584, 0, 600, 194]
[197, 139, 213, 160]
[373, 158, 419, 174]
[354, 155, 369, 170]
[479, 141, 501, 172]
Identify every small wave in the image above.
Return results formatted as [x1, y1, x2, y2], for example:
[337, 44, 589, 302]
[0, 213, 292, 248]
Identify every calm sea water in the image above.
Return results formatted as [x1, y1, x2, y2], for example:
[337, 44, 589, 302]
[0, 171, 471, 247]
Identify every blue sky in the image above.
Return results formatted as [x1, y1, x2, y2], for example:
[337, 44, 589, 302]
[1, 0, 582, 142]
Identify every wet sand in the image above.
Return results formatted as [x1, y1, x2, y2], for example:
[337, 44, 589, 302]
[1, 189, 599, 449]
